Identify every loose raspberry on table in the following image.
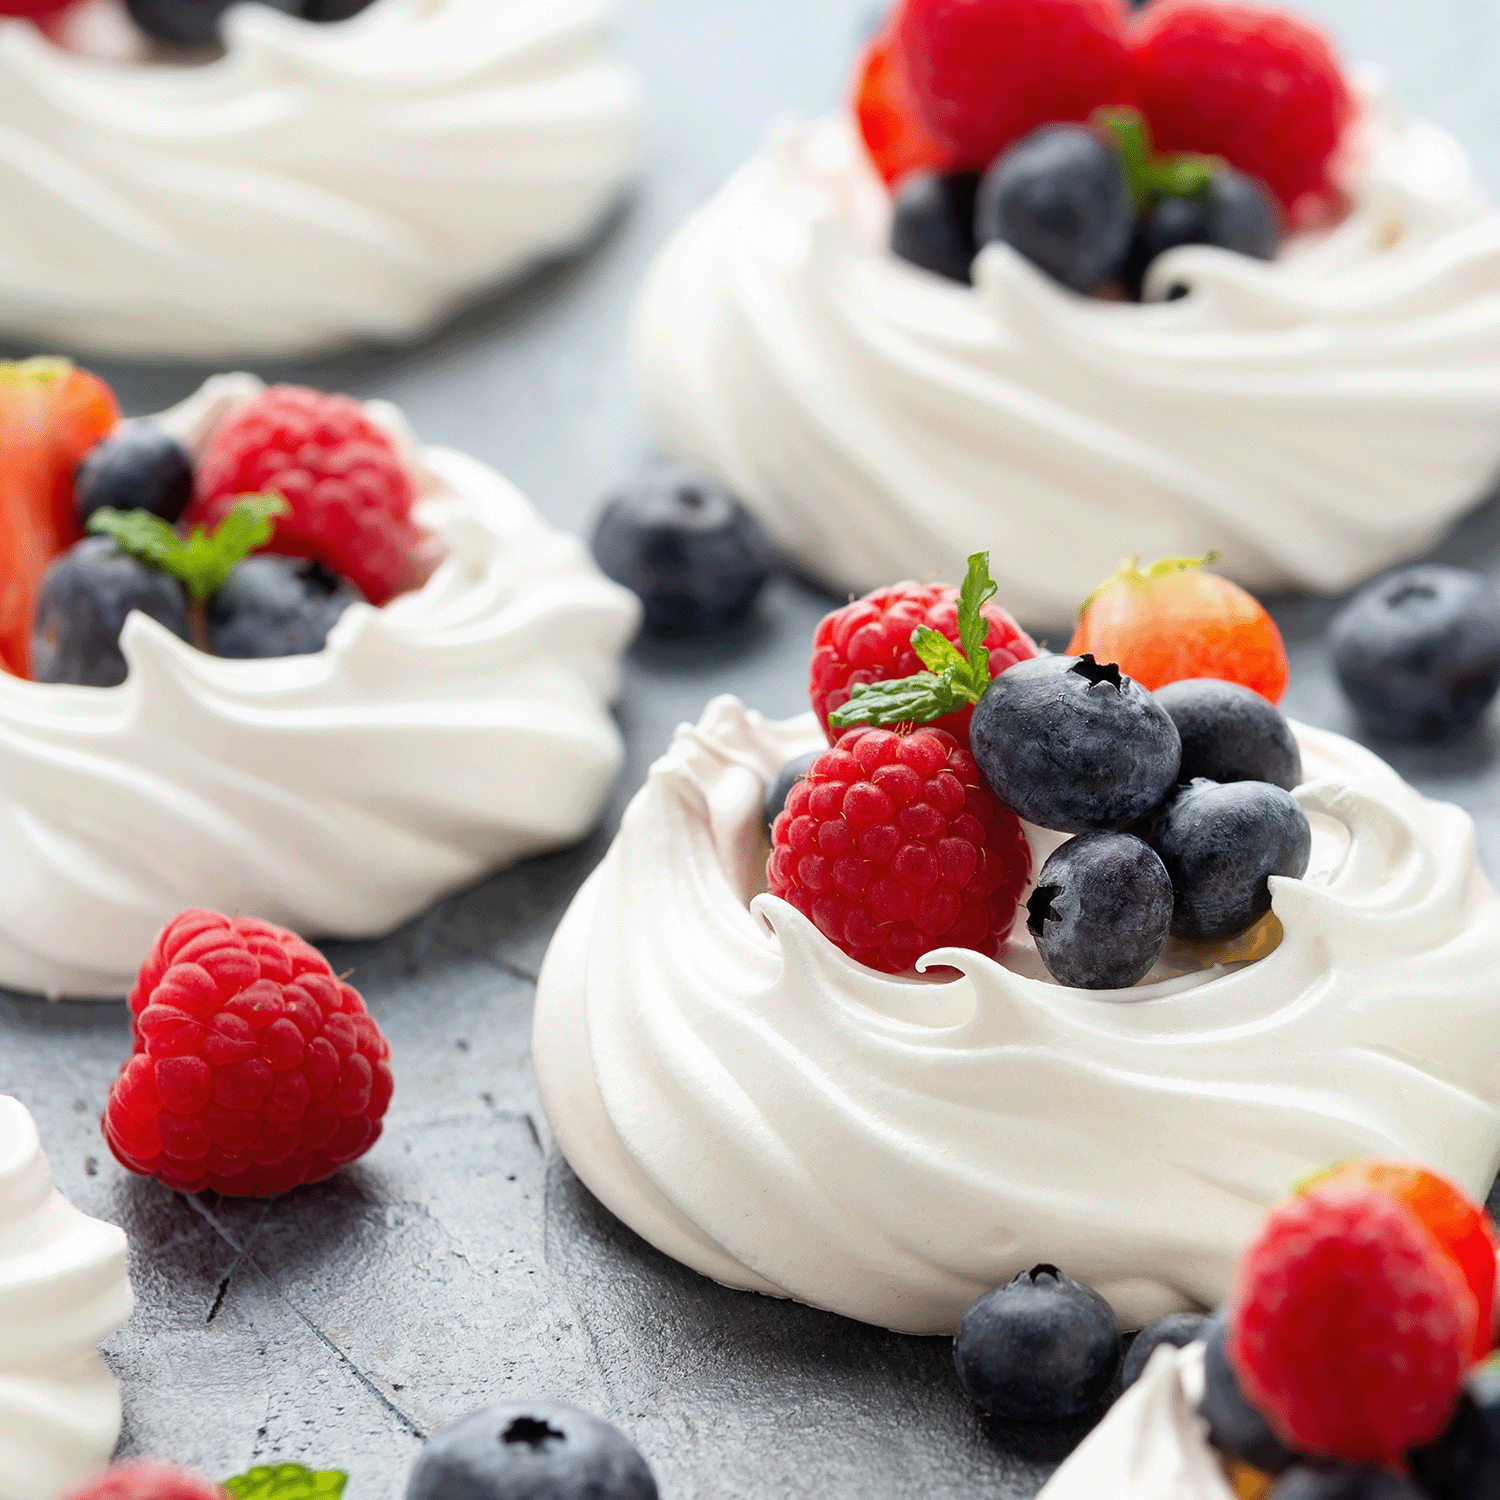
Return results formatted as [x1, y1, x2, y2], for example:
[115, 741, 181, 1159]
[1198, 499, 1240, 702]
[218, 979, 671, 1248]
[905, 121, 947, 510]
[767, 725, 1031, 974]
[186, 385, 420, 607]
[810, 580, 1037, 743]
[59, 1465, 226, 1500]
[1131, 0, 1354, 220]
[1230, 1183, 1475, 1467]
[104, 909, 394, 1199]
[896, 0, 1133, 173]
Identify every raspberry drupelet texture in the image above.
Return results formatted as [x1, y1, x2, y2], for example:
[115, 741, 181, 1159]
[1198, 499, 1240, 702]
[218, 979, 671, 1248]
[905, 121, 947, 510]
[1231, 1183, 1475, 1467]
[104, 909, 394, 1198]
[186, 385, 419, 606]
[768, 726, 1031, 974]
[810, 580, 1038, 743]
[1132, 0, 1354, 219]
[59, 1465, 226, 1500]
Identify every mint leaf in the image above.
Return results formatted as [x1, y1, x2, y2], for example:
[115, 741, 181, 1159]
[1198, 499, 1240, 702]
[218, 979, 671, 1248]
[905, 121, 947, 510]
[88, 493, 288, 604]
[828, 551, 1001, 730]
[1094, 107, 1222, 206]
[224, 1465, 347, 1500]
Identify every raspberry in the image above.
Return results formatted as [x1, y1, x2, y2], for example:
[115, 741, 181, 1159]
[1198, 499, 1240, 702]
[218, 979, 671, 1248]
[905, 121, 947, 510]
[0, 1, 73, 16]
[809, 580, 1037, 744]
[104, 909, 394, 1198]
[59, 1465, 225, 1500]
[853, 28, 956, 187]
[1131, 0, 1354, 219]
[767, 725, 1031, 974]
[896, 0, 1133, 173]
[187, 386, 419, 606]
[1231, 1183, 1475, 1467]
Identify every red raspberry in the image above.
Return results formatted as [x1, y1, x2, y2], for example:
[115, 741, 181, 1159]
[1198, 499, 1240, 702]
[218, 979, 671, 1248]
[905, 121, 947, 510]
[59, 1465, 225, 1500]
[1131, 0, 1354, 219]
[104, 909, 394, 1199]
[187, 385, 419, 606]
[854, 27, 957, 187]
[1230, 1183, 1474, 1467]
[767, 726, 1031, 974]
[895, 0, 1133, 173]
[0, 1, 73, 16]
[809, 580, 1038, 744]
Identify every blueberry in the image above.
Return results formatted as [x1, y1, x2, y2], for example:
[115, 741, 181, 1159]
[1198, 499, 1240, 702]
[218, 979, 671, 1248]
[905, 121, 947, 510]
[1027, 832, 1173, 989]
[407, 1401, 658, 1500]
[1269, 1466, 1427, 1499]
[1127, 170, 1279, 299]
[1409, 1364, 1500, 1500]
[970, 655, 1182, 833]
[763, 749, 819, 839]
[592, 464, 774, 637]
[1153, 679, 1302, 792]
[1120, 1311, 1212, 1391]
[974, 124, 1134, 294]
[302, 0, 375, 17]
[1199, 1311, 1296, 1475]
[1151, 779, 1310, 942]
[891, 171, 979, 284]
[125, 0, 299, 47]
[953, 1264, 1122, 1422]
[75, 425, 193, 527]
[31, 535, 190, 688]
[1331, 565, 1500, 742]
[208, 556, 360, 659]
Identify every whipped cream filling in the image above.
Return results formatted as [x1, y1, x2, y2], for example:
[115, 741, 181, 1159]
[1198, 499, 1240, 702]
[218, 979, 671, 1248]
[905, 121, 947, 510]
[1036, 1343, 1233, 1500]
[633, 75, 1500, 627]
[0, 1094, 133, 1500]
[533, 696, 1500, 1334]
[0, 0, 640, 357]
[0, 373, 639, 999]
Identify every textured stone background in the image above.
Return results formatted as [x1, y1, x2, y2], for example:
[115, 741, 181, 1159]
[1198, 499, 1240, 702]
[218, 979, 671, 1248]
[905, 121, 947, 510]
[4, 0, 1500, 1496]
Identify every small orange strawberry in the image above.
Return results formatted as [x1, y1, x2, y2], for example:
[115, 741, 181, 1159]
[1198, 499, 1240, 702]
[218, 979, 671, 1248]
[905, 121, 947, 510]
[853, 28, 956, 187]
[1307, 1159, 1498, 1364]
[1068, 555, 1289, 705]
[0, 357, 119, 678]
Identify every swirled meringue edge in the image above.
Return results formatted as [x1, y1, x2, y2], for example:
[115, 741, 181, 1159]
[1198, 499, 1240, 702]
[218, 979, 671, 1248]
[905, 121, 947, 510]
[0, 0, 641, 357]
[533, 695, 1500, 1334]
[632, 73, 1500, 629]
[0, 373, 640, 1000]
[0, 1094, 133, 1500]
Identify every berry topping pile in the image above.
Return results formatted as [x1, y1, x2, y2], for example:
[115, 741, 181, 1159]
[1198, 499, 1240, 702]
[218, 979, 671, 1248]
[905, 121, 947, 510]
[104, 908, 393, 1197]
[773, 550, 1311, 986]
[861, 0, 1354, 295]
[0, 367, 430, 687]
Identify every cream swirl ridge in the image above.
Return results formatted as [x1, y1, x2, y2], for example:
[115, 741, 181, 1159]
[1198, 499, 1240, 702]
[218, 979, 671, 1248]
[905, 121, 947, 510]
[632, 76, 1500, 628]
[0, 374, 640, 999]
[533, 696, 1500, 1335]
[0, 0, 640, 357]
[0, 1094, 133, 1500]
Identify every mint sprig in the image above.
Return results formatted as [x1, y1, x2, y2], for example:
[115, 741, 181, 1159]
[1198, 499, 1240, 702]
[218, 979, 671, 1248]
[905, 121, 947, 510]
[1094, 107, 1222, 207]
[829, 551, 998, 730]
[87, 494, 288, 604]
[224, 1464, 347, 1500]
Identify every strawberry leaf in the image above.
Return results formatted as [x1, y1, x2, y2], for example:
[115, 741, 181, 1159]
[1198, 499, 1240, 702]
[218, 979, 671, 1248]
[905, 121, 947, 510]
[88, 494, 288, 604]
[223, 1465, 347, 1500]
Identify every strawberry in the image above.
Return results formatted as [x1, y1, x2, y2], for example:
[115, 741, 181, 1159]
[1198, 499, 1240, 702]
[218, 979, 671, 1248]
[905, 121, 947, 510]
[1308, 1160, 1499, 1364]
[896, 0, 1133, 173]
[0, 358, 119, 678]
[1131, 0, 1354, 221]
[853, 27, 956, 186]
[1067, 555, 1289, 705]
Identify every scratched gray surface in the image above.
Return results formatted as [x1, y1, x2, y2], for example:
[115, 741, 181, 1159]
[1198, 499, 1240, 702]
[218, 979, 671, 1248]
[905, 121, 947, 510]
[3, 1, 1500, 1496]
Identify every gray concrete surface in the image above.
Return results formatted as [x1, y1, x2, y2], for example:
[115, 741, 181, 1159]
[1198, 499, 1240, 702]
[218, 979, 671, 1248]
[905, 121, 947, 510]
[3, 0, 1500, 1496]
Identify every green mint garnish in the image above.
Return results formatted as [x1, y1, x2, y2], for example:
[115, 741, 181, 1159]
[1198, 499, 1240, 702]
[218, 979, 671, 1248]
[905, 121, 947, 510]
[1094, 107, 1222, 207]
[224, 1464, 348, 1500]
[829, 551, 998, 731]
[87, 493, 288, 604]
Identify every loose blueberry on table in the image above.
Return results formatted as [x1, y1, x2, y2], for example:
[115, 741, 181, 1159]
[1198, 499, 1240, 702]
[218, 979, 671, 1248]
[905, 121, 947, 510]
[592, 463, 775, 637]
